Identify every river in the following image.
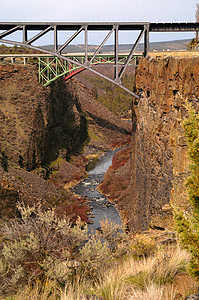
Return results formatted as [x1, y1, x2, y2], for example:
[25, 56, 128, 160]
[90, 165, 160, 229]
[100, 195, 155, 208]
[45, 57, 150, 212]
[72, 150, 121, 232]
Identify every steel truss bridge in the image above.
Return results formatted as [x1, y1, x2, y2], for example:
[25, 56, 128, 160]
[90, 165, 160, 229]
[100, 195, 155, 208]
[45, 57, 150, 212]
[0, 22, 199, 98]
[39, 53, 141, 87]
[0, 52, 141, 90]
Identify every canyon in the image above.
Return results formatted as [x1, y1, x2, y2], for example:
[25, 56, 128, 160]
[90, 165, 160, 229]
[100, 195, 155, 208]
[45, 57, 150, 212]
[0, 56, 198, 232]
[0, 62, 131, 221]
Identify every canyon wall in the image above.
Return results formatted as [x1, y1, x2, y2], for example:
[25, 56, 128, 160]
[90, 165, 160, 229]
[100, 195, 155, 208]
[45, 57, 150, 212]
[0, 64, 88, 171]
[0, 64, 89, 219]
[127, 56, 199, 231]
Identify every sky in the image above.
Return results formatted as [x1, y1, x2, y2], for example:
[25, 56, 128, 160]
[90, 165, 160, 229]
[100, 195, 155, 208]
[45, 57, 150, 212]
[1, 0, 199, 44]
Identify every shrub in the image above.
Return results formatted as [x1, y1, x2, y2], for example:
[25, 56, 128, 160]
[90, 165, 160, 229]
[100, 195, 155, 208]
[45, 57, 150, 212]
[174, 101, 199, 280]
[99, 218, 130, 255]
[131, 235, 157, 260]
[76, 218, 130, 283]
[0, 203, 130, 296]
[0, 202, 88, 295]
[77, 235, 112, 282]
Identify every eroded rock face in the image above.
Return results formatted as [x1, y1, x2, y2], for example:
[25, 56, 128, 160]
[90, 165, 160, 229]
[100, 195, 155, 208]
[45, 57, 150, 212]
[0, 64, 88, 170]
[0, 64, 89, 219]
[128, 57, 199, 231]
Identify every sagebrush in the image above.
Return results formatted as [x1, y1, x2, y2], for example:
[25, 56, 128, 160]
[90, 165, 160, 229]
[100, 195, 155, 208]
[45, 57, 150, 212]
[0, 202, 129, 296]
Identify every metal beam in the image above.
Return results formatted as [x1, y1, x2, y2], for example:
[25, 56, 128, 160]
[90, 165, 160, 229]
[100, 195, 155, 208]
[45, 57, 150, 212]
[0, 22, 150, 32]
[56, 26, 84, 54]
[118, 27, 145, 80]
[1, 21, 199, 32]
[114, 25, 119, 81]
[54, 25, 58, 52]
[85, 25, 88, 65]
[23, 25, 27, 42]
[89, 26, 115, 65]
[0, 21, 160, 98]
[26, 26, 53, 45]
[149, 22, 199, 31]
[0, 25, 21, 39]
[144, 24, 149, 57]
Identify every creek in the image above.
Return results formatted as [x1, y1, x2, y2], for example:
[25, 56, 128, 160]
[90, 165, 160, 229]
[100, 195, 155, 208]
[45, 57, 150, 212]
[72, 150, 122, 232]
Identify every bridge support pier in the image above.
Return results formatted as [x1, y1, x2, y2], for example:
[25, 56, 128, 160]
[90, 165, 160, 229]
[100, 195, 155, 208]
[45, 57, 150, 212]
[23, 57, 28, 65]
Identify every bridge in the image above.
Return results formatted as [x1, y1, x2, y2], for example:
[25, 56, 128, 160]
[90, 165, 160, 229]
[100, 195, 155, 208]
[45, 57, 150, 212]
[1, 22, 199, 98]
[0, 52, 141, 86]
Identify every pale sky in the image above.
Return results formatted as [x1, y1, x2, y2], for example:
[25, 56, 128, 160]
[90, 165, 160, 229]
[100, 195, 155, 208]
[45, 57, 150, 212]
[1, 0, 199, 43]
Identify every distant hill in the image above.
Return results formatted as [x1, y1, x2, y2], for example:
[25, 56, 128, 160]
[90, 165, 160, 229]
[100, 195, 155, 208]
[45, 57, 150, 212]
[41, 39, 191, 53]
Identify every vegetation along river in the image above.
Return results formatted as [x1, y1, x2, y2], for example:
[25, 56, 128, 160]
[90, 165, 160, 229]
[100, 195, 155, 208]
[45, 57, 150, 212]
[72, 150, 121, 232]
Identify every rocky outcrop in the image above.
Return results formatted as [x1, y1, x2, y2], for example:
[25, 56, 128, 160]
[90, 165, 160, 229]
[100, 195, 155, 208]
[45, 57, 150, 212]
[109, 57, 199, 232]
[0, 64, 88, 171]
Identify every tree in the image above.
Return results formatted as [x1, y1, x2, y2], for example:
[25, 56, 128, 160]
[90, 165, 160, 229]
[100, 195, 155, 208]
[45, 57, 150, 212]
[187, 38, 197, 50]
[187, 4, 199, 49]
[175, 102, 199, 279]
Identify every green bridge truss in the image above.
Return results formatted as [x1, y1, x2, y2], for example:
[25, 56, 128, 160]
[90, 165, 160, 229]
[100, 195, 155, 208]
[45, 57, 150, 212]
[38, 54, 141, 86]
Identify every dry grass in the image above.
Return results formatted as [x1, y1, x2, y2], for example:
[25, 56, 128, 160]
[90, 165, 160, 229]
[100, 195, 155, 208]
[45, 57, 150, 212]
[60, 279, 87, 300]
[5, 279, 60, 300]
[148, 50, 199, 59]
[92, 270, 128, 300]
[1, 241, 197, 300]
[130, 284, 177, 300]
[91, 245, 194, 300]
[125, 245, 191, 288]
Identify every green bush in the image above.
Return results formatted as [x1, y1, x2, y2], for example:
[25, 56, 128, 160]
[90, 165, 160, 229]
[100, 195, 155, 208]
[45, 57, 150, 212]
[175, 101, 199, 280]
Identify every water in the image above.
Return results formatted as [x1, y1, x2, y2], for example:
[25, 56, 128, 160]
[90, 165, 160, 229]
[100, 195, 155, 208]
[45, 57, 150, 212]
[72, 151, 121, 232]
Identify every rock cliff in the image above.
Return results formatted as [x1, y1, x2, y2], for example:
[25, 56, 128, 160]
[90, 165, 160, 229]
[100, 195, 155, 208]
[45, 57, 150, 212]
[130, 56, 199, 231]
[100, 57, 199, 232]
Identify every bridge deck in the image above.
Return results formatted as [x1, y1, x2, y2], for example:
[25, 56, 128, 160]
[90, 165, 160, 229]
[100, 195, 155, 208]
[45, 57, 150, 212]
[1, 22, 199, 31]
[0, 53, 141, 58]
